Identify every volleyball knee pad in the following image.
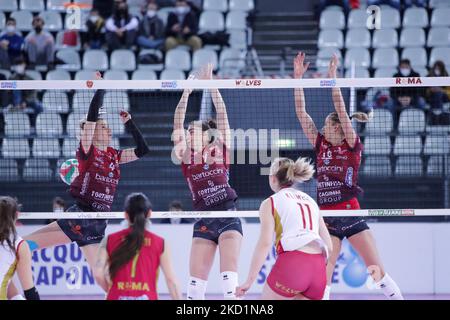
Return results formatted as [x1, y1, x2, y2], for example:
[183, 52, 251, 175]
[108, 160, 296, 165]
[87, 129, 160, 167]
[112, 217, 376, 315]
[220, 271, 238, 300]
[187, 277, 207, 300]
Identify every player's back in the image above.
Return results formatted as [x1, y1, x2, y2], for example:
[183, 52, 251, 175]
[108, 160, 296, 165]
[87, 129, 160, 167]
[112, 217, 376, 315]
[106, 229, 164, 300]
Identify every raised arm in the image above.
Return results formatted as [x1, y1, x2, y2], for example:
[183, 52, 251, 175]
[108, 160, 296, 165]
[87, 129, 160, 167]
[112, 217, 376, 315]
[160, 242, 182, 300]
[294, 52, 318, 146]
[328, 54, 357, 148]
[236, 199, 274, 297]
[119, 111, 150, 164]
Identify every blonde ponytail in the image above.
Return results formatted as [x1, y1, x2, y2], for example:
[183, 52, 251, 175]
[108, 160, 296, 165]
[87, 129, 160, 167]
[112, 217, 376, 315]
[270, 157, 315, 187]
[292, 157, 315, 182]
[350, 110, 373, 123]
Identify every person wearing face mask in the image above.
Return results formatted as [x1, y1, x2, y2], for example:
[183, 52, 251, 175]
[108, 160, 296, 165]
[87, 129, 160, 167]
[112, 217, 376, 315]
[0, 18, 24, 69]
[24, 17, 55, 69]
[427, 61, 450, 112]
[165, 0, 202, 52]
[390, 59, 427, 128]
[137, 2, 165, 49]
[105, 2, 139, 50]
[46, 197, 66, 224]
[85, 9, 105, 49]
[8, 57, 43, 117]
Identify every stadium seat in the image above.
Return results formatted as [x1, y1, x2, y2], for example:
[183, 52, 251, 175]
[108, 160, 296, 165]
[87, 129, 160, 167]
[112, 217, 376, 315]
[393, 136, 422, 155]
[157, 7, 174, 26]
[105, 114, 125, 135]
[429, 47, 450, 67]
[318, 29, 344, 49]
[4, 113, 31, 137]
[219, 48, 246, 75]
[104, 70, 129, 80]
[0, 159, 19, 182]
[165, 49, 191, 71]
[344, 48, 370, 68]
[364, 136, 392, 155]
[160, 69, 186, 80]
[345, 28, 371, 49]
[0, 69, 11, 79]
[83, 50, 109, 71]
[203, 0, 228, 12]
[365, 108, 393, 134]
[103, 91, 130, 113]
[25, 70, 42, 80]
[2, 138, 30, 158]
[192, 49, 219, 71]
[0, 11, 5, 29]
[316, 48, 342, 68]
[395, 156, 423, 176]
[65, 8, 90, 31]
[74, 70, 97, 80]
[42, 91, 70, 113]
[372, 48, 399, 68]
[11, 11, 33, 31]
[226, 11, 247, 30]
[427, 27, 450, 47]
[402, 48, 428, 68]
[228, 30, 248, 49]
[431, 8, 450, 27]
[362, 156, 392, 176]
[32, 138, 61, 158]
[427, 155, 446, 175]
[380, 8, 400, 29]
[402, 7, 428, 28]
[110, 49, 136, 71]
[424, 135, 449, 155]
[36, 113, 63, 137]
[137, 49, 164, 71]
[430, 0, 450, 8]
[372, 29, 398, 48]
[46, 69, 71, 81]
[414, 67, 428, 77]
[66, 112, 86, 136]
[39, 11, 63, 31]
[320, 10, 345, 30]
[56, 49, 81, 71]
[23, 159, 53, 182]
[72, 91, 95, 113]
[55, 31, 81, 50]
[47, 0, 68, 12]
[199, 11, 225, 32]
[399, 28, 426, 48]
[62, 138, 78, 158]
[132, 70, 157, 80]
[347, 9, 367, 29]
[229, 0, 254, 12]
[398, 109, 426, 133]
[374, 67, 397, 78]
[344, 67, 369, 78]
[0, 0, 18, 11]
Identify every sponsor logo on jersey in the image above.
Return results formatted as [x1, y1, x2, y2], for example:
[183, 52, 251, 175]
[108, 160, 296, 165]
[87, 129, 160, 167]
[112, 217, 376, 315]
[95, 173, 119, 185]
[191, 168, 224, 181]
[345, 167, 354, 187]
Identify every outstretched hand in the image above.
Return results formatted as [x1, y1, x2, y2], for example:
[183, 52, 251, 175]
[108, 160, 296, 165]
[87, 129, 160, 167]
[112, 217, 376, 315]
[119, 110, 131, 124]
[327, 53, 339, 79]
[293, 52, 310, 79]
[197, 63, 214, 80]
[95, 71, 103, 80]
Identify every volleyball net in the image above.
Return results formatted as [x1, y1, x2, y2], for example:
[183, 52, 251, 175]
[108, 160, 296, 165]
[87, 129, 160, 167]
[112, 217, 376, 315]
[0, 76, 449, 218]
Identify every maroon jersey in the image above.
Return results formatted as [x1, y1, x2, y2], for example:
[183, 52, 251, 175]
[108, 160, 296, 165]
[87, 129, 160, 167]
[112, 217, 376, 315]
[314, 133, 363, 207]
[181, 141, 238, 210]
[70, 143, 122, 212]
[106, 229, 164, 300]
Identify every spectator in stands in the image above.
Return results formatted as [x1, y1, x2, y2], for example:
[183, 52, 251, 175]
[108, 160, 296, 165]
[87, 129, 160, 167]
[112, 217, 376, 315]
[94, 0, 117, 20]
[24, 17, 55, 69]
[367, 0, 426, 9]
[105, 1, 139, 50]
[8, 57, 43, 117]
[85, 9, 105, 49]
[165, 0, 202, 52]
[427, 61, 450, 111]
[137, 2, 165, 50]
[0, 18, 24, 70]
[319, 0, 351, 13]
[46, 197, 66, 224]
[159, 200, 193, 224]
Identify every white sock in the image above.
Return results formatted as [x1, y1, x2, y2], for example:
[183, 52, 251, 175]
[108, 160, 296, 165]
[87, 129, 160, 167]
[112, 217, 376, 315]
[10, 294, 25, 300]
[322, 285, 331, 300]
[220, 271, 239, 300]
[187, 276, 207, 300]
[376, 273, 404, 300]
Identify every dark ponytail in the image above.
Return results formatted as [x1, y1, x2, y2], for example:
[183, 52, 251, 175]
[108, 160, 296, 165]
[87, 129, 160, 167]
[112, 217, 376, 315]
[0, 196, 20, 257]
[109, 193, 152, 280]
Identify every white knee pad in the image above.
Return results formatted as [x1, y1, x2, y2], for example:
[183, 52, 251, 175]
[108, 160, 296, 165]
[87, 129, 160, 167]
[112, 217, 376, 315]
[187, 277, 208, 300]
[220, 271, 239, 300]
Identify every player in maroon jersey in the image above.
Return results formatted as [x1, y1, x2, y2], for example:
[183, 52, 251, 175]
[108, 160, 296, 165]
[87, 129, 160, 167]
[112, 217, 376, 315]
[18, 72, 150, 288]
[93, 193, 181, 300]
[293, 52, 403, 300]
[172, 64, 241, 300]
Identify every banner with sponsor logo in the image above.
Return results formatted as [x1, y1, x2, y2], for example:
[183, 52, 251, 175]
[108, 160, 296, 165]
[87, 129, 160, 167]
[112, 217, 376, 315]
[16, 222, 449, 296]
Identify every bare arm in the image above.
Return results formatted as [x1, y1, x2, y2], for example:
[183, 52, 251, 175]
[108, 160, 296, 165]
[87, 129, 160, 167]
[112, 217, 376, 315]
[328, 54, 357, 148]
[318, 214, 333, 255]
[93, 238, 111, 292]
[236, 199, 274, 297]
[16, 242, 35, 292]
[173, 79, 193, 160]
[293, 52, 318, 146]
[159, 242, 182, 300]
